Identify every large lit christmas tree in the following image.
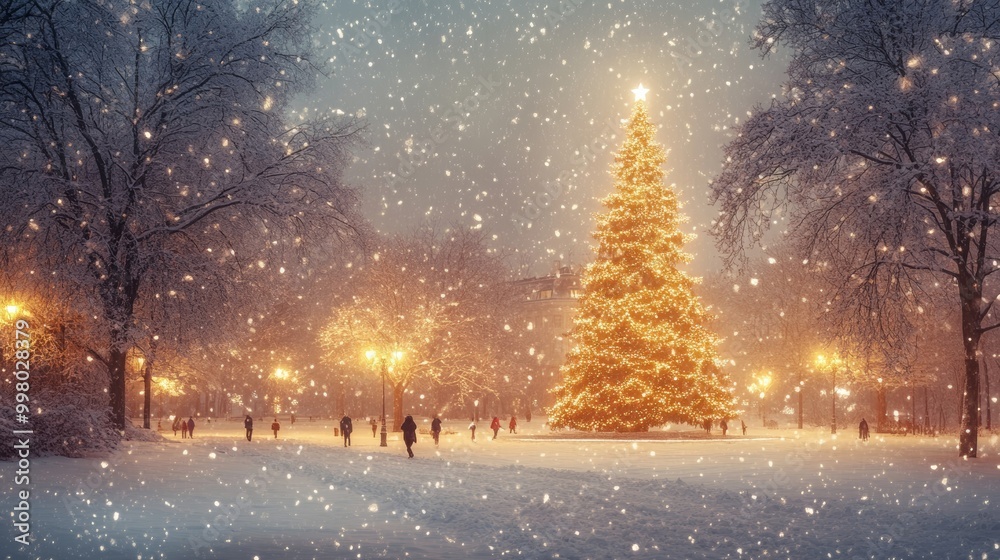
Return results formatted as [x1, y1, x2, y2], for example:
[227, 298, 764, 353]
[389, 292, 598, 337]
[548, 85, 735, 432]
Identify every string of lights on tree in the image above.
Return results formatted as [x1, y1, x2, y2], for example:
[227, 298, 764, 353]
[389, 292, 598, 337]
[548, 85, 737, 432]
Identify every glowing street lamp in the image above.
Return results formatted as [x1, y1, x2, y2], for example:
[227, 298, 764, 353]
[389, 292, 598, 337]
[815, 353, 843, 434]
[748, 371, 773, 427]
[270, 367, 295, 415]
[366, 349, 404, 448]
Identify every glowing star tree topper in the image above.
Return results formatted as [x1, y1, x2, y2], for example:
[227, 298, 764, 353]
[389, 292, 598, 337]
[632, 84, 649, 101]
[547, 86, 736, 432]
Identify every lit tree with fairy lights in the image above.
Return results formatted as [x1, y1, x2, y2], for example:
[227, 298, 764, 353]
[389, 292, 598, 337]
[548, 86, 736, 432]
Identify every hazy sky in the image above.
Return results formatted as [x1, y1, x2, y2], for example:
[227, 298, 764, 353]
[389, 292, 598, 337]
[305, 0, 787, 276]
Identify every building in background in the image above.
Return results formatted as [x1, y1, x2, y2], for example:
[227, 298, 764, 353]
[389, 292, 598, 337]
[512, 261, 582, 411]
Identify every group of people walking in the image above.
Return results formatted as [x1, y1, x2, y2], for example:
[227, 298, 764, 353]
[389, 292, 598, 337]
[241, 415, 281, 441]
[469, 415, 519, 441]
[171, 416, 196, 438]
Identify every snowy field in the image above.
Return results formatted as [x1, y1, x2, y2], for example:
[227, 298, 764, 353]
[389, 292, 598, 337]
[3, 418, 999, 560]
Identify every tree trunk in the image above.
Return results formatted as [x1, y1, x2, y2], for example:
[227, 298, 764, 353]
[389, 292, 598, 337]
[984, 359, 991, 431]
[959, 290, 981, 458]
[797, 371, 803, 430]
[392, 383, 404, 432]
[143, 361, 151, 429]
[875, 386, 887, 433]
[335, 381, 345, 417]
[923, 386, 930, 433]
[109, 348, 128, 431]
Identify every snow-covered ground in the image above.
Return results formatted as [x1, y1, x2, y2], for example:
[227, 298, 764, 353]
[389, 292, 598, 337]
[3, 418, 999, 559]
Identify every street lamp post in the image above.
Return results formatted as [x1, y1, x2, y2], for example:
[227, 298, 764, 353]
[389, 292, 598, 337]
[367, 349, 401, 448]
[380, 359, 388, 447]
[817, 354, 841, 435]
[749, 371, 772, 428]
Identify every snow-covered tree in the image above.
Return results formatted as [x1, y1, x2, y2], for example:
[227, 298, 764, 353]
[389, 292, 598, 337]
[321, 226, 521, 428]
[549, 92, 736, 432]
[0, 0, 362, 429]
[711, 0, 1000, 457]
[704, 248, 832, 428]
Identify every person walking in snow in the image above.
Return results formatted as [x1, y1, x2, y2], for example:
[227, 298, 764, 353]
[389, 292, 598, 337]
[172, 416, 181, 437]
[187, 417, 195, 438]
[401, 415, 418, 458]
[181, 418, 189, 439]
[508, 416, 517, 434]
[490, 416, 501, 439]
[371, 418, 378, 437]
[469, 420, 477, 441]
[340, 415, 353, 447]
[244, 415, 254, 442]
[859, 418, 870, 441]
[271, 418, 280, 438]
[431, 416, 442, 446]
[720, 418, 728, 436]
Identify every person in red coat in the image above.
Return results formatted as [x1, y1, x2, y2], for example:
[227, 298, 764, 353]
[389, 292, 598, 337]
[490, 416, 501, 439]
[508, 416, 517, 434]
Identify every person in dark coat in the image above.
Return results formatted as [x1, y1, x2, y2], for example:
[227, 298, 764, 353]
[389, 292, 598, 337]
[431, 416, 442, 445]
[490, 416, 501, 439]
[469, 421, 476, 441]
[271, 418, 280, 438]
[401, 415, 418, 458]
[181, 418, 189, 438]
[244, 415, 254, 442]
[340, 415, 353, 447]
[371, 418, 378, 437]
[187, 417, 195, 438]
[720, 419, 728, 436]
[508, 416, 517, 434]
[859, 418, 870, 441]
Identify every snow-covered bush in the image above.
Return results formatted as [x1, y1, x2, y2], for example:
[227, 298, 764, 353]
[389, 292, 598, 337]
[30, 397, 120, 458]
[1, 363, 122, 459]
[124, 422, 166, 443]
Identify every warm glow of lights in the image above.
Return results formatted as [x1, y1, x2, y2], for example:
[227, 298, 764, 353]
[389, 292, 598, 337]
[632, 84, 649, 102]
[548, 86, 735, 432]
[155, 377, 185, 396]
[748, 371, 773, 399]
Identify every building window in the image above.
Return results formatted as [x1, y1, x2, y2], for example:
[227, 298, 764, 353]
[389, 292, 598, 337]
[570, 289, 582, 298]
[539, 289, 553, 299]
